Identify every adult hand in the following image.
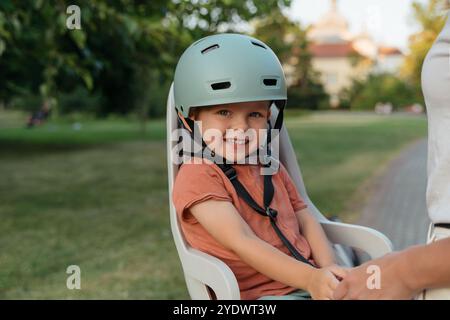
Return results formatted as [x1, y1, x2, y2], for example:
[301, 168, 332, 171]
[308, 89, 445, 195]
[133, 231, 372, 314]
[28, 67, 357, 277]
[333, 252, 418, 300]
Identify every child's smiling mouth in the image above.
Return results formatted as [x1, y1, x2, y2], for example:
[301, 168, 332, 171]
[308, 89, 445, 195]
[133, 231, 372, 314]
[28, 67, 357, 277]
[224, 137, 250, 146]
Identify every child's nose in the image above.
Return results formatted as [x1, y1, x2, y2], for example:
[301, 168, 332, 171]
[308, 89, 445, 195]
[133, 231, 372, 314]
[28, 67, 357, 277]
[230, 116, 249, 132]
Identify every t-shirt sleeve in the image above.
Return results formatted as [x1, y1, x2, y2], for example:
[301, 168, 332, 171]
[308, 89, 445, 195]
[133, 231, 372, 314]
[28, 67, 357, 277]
[172, 163, 232, 224]
[279, 164, 308, 212]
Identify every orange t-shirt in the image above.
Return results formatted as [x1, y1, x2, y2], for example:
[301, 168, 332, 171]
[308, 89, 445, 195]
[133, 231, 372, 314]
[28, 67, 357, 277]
[172, 160, 314, 300]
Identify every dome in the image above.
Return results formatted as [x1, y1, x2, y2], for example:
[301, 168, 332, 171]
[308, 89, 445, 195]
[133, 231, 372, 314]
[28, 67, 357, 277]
[308, 0, 351, 43]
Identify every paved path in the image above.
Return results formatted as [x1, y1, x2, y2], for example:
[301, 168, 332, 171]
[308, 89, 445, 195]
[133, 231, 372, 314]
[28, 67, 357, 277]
[357, 139, 431, 251]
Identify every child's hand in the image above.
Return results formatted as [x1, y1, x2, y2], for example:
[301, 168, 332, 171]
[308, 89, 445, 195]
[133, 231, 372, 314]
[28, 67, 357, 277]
[306, 265, 348, 300]
[327, 264, 349, 281]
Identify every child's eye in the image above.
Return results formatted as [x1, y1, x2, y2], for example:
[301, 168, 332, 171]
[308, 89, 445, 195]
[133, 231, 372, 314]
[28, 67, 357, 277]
[249, 112, 263, 118]
[217, 110, 231, 117]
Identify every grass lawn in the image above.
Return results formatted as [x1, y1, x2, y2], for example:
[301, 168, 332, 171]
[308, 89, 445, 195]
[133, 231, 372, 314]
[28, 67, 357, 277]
[0, 110, 427, 299]
[0, 110, 165, 147]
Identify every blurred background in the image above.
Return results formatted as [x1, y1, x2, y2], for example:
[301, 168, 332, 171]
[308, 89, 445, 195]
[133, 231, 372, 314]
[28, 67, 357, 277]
[0, 0, 448, 299]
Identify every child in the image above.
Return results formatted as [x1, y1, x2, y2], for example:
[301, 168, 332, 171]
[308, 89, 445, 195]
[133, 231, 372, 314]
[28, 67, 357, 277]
[172, 33, 347, 300]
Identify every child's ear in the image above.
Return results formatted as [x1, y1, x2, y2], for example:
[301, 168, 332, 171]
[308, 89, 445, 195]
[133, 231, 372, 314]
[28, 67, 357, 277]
[188, 111, 197, 121]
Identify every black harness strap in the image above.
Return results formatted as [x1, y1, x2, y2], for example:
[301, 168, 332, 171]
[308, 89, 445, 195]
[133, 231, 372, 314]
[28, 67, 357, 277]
[217, 163, 314, 267]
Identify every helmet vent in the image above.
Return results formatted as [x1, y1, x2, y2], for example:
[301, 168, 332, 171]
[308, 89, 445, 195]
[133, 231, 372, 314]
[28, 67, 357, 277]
[251, 41, 266, 49]
[201, 44, 220, 54]
[263, 79, 278, 86]
[211, 81, 231, 90]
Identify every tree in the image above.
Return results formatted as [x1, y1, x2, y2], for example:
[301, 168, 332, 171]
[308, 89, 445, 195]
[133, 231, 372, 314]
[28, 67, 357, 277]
[339, 73, 419, 110]
[252, 10, 328, 110]
[0, 0, 294, 119]
[401, 0, 448, 89]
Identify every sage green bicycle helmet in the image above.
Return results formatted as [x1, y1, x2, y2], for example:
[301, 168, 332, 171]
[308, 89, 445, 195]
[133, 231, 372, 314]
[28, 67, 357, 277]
[174, 33, 287, 119]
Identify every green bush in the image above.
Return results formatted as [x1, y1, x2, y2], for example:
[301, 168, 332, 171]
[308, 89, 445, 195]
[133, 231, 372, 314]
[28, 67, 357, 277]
[339, 73, 422, 110]
[287, 83, 329, 110]
[57, 86, 103, 115]
[9, 93, 43, 112]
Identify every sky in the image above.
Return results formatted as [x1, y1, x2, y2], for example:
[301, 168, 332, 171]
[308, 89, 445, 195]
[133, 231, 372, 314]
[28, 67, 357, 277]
[285, 0, 429, 51]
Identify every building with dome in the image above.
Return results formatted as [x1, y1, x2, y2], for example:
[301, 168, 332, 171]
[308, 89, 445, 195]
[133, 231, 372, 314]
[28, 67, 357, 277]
[306, 0, 403, 107]
[308, 0, 352, 43]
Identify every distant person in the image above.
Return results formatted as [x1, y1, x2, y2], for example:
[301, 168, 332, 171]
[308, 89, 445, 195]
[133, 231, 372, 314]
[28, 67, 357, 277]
[26, 100, 51, 128]
[375, 102, 393, 115]
[334, 7, 450, 300]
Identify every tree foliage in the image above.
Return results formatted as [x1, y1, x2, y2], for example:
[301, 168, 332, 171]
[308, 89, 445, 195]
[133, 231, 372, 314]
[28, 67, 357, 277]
[401, 0, 448, 88]
[253, 10, 328, 110]
[339, 73, 419, 110]
[0, 0, 294, 118]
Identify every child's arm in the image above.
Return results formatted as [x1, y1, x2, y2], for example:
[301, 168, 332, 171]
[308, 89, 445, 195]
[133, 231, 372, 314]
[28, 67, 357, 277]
[189, 199, 339, 299]
[295, 208, 337, 268]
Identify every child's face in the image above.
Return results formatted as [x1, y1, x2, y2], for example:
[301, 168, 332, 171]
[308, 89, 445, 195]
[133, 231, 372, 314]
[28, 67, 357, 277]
[190, 101, 271, 163]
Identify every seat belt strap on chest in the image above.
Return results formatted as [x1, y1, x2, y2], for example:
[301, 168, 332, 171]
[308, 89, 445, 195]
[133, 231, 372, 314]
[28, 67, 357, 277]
[217, 163, 314, 267]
